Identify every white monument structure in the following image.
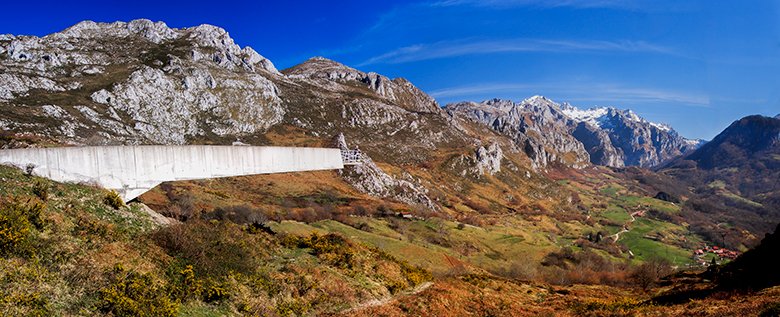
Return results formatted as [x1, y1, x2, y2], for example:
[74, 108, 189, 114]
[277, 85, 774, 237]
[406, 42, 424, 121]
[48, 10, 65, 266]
[0, 145, 359, 201]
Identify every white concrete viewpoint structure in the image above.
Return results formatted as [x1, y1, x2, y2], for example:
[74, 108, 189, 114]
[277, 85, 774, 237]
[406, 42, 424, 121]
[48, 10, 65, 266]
[0, 145, 346, 201]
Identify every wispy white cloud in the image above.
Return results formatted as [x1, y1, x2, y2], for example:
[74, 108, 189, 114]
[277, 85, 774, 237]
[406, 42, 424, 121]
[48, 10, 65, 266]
[429, 82, 710, 107]
[358, 38, 678, 66]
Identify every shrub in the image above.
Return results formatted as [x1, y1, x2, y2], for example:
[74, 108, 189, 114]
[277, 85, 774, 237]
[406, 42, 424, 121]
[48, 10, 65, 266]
[352, 205, 369, 216]
[98, 265, 179, 317]
[460, 214, 485, 227]
[73, 212, 115, 240]
[571, 297, 644, 315]
[104, 190, 125, 209]
[276, 298, 312, 317]
[282, 233, 356, 269]
[377, 204, 391, 216]
[0, 291, 51, 316]
[0, 199, 45, 256]
[166, 264, 203, 301]
[540, 248, 634, 286]
[153, 221, 264, 277]
[399, 260, 432, 286]
[371, 247, 432, 287]
[463, 199, 491, 214]
[209, 205, 268, 225]
[32, 180, 48, 201]
[501, 260, 539, 281]
[631, 257, 673, 290]
[24, 164, 35, 176]
[172, 194, 198, 220]
[203, 279, 230, 303]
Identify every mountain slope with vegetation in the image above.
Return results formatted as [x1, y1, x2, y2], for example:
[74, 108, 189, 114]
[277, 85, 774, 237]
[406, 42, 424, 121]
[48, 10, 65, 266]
[653, 115, 780, 246]
[0, 165, 433, 316]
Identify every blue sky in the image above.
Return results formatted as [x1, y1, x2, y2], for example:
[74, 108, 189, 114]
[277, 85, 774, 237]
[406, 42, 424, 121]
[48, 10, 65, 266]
[2, 1, 779, 139]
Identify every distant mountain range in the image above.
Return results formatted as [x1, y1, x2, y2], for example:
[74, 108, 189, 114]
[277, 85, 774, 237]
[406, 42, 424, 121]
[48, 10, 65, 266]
[445, 96, 703, 169]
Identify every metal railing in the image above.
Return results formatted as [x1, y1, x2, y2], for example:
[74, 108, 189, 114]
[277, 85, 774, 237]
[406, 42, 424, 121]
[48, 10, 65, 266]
[341, 149, 364, 165]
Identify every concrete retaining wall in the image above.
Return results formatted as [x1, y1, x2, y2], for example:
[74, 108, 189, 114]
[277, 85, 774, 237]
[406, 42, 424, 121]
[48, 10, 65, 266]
[0, 145, 344, 201]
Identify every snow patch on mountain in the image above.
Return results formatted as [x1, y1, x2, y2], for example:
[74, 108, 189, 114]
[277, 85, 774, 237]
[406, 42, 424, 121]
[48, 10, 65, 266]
[561, 104, 672, 132]
[683, 138, 706, 148]
[649, 122, 672, 132]
[560, 106, 609, 128]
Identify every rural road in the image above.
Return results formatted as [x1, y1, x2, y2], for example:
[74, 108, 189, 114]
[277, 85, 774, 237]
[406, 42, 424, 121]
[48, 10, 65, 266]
[611, 210, 642, 242]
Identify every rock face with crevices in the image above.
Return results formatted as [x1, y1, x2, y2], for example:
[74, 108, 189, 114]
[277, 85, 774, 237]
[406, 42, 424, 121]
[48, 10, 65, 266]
[0, 19, 283, 145]
[446, 96, 702, 169]
[562, 105, 703, 167]
[445, 96, 591, 170]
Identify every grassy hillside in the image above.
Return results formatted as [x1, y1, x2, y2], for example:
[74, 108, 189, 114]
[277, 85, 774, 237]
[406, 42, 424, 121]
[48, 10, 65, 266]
[0, 165, 431, 316]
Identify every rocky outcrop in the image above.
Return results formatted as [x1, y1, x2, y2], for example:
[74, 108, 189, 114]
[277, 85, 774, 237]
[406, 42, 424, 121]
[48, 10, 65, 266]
[284, 57, 440, 114]
[446, 142, 505, 178]
[89, 64, 282, 144]
[474, 143, 503, 176]
[334, 134, 437, 210]
[445, 96, 590, 170]
[0, 19, 282, 145]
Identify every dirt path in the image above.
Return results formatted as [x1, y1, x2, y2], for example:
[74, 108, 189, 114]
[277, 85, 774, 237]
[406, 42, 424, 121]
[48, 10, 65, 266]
[340, 281, 434, 313]
[611, 210, 642, 242]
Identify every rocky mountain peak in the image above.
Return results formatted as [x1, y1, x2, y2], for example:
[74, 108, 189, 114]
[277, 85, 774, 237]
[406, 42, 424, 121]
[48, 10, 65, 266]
[0, 19, 284, 145]
[284, 56, 363, 80]
[284, 56, 440, 113]
[2, 19, 280, 76]
[521, 95, 557, 108]
[55, 19, 179, 44]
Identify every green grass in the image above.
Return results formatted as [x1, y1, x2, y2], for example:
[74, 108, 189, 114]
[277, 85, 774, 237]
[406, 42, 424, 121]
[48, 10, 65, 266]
[270, 216, 564, 275]
[720, 192, 763, 208]
[615, 196, 680, 213]
[600, 205, 631, 223]
[599, 184, 623, 197]
[0, 164, 157, 235]
[307, 219, 455, 272]
[620, 218, 692, 266]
